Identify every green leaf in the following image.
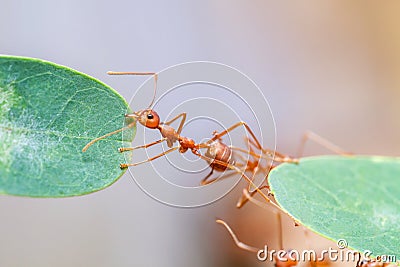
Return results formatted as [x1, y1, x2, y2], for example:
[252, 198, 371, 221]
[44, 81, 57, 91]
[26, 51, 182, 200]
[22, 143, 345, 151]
[269, 155, 400, 259]
[0, 55, 135, 197]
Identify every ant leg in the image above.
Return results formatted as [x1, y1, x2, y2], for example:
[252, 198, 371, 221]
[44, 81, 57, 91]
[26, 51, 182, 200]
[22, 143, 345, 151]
[297, 130, 353, 158]
[201, 151, 249, 185]
[215, 219, 260, 253]
[208, 122, 297, 164]
[234, 147, 262, 194]
[205, 123, 271, 193]
[273, 214, 298, 267]
[207, 122, 261, 148]
[229, 145, 276, 196]
[217, 216, 296, 267]
[245, 135, 274, 157]
[245, 136, 296, 163]
[208, 122, 275, 160]
[240, 189, 284, 251]
[230, 145, 264, 160]
[201, 150, 269, 209]
[239, 188, 296, 226]
[119, 138, 167, 152]
[162, 112, 187, 134]
[201, 168, 213, 185]
[276, 210, 284, 250]
[192, 150, 280, 210]
[239, 188, 301, 250]
[201, 169, 240, 185]
[239, 188, 275, 210]
[236, 186, 271, 209]
[120, 147, 178, 168]
[82, 121, 136, 152]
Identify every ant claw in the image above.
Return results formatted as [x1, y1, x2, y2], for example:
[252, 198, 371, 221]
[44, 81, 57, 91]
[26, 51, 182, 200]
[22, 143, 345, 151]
[118, 148, 125, 153]
[120, 163, 128, 169]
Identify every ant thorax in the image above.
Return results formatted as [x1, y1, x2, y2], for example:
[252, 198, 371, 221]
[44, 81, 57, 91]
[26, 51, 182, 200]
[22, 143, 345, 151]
[159, 124, 179, 147]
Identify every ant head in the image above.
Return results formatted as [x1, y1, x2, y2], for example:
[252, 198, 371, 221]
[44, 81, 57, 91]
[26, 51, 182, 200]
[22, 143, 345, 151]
[126, 109, 160, 129]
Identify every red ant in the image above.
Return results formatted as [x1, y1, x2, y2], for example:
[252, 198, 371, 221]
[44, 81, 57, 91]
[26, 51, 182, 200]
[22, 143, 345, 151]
[218, 188, 342, 267]
[82, 71, 297, 204]
[216, 135, 355, 266]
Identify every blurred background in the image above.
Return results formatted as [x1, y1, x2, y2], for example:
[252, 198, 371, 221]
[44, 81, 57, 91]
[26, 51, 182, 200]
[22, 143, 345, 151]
[1, 1, 399, 266]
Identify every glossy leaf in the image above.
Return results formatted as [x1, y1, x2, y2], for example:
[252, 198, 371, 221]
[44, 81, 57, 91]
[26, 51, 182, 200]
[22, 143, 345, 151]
[269, 155, 400, 259]
[0, 55, 135, 197]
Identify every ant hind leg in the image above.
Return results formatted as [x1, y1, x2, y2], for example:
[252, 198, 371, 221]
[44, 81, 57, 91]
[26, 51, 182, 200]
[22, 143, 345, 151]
[201, 169, 239, 185]
[216, 219, 260, 253]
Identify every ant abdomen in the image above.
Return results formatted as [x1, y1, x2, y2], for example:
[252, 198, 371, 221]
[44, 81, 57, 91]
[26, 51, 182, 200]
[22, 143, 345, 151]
[205, 141, 234, 171]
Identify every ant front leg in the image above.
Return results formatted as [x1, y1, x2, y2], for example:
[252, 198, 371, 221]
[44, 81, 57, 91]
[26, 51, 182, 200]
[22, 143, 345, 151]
[118, 138, 167, 152]
[120, 146, 178, 169]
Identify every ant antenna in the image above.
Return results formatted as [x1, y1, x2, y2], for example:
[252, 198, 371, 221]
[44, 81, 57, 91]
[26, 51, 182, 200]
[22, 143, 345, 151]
[107, 71, 158, 108]
[82, 71, 158, 152]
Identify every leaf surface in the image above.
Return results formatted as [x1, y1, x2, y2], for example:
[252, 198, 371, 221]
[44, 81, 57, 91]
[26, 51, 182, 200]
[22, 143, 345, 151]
[0, 55, 135, 197]
[269, 155, 400, 259]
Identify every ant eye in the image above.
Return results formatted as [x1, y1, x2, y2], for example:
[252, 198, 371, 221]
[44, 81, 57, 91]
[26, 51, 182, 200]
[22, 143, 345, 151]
[140, 109, 159, 129]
